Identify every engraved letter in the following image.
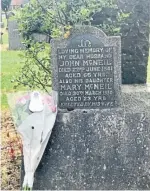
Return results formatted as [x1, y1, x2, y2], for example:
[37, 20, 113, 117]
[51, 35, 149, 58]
[78, 39, 92, 48]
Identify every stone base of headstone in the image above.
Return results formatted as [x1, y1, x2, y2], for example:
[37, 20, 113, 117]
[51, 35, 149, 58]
[20, 85, 150, 190]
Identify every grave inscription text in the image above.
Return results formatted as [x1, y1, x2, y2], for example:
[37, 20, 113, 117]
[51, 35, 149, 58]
[57, 39, 115, 109]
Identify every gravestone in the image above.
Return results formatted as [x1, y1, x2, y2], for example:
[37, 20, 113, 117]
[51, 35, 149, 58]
[52, 25, 121, 109]
[118, 0, 150, 84]
[91, 0, 150, 84]
[32, 33, 49, 43]
[8, 20, 25, 50]
[7, 11, 15, 19]
[25, 26, 150, 190]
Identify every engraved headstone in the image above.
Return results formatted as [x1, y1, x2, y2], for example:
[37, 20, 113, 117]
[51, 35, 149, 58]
[8, 20, 25, 50]
[51, 26, 121, 109]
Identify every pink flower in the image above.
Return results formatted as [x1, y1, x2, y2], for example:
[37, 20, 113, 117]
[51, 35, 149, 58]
[42, 95, 56, 113]
[16, 94, 30, 105]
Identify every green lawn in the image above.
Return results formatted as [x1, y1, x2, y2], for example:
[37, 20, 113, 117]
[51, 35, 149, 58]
[1, 51, 26, 110]
[1, 17, 8, 45]
[3, 30, 8, 45]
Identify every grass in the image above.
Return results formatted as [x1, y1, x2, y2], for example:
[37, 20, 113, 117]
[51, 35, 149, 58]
[1, 18, 26, 110]
[1, 17, 8, 45]
[2, 29, 9, 45]
[1, 51, 26, 110]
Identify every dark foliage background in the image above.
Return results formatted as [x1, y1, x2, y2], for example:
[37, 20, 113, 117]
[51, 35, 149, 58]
[92, 0, 150, 84]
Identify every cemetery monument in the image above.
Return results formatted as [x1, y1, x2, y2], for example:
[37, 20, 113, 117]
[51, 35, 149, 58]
[8, 19, 25, 50]
[25, 25, 150, 190]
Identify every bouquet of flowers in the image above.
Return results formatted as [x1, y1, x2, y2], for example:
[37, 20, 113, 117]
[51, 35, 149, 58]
[7, 91, 58, 190]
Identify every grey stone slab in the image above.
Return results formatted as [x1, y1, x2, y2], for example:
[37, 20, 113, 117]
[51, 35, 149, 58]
[8, 20, 25, 50]
[121, 85, 150, 114]
[92, 0, 149, 84]
[7, 12, 15, 19]
[32, 33, 49, 43]
[51, 25, 121, 109]
[32, 85, 150, 190]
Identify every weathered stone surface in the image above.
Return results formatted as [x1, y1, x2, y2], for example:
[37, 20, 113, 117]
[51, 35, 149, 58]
[7, 12, 15, 19]
[121, 0, 150, 84]
[31, 85, 150, 190]
[51, 25, 121, 109]
[91, 0, 150, 84]
[32, 33, 49, 43]
[8, 20, 25, 50]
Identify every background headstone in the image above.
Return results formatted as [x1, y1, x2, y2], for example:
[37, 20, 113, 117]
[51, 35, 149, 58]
[118, 0, 150, 84]
[7, 11, 15, 19]
[8, 20, 25, 50]
[32, 33, 49, 43]
[91, 0, 150, 84]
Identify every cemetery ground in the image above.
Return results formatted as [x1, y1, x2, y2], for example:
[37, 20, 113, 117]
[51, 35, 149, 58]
[1, 25, 25, 190]
[1, 24, 150, 190]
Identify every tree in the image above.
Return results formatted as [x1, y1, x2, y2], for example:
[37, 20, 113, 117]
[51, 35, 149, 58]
[13, 0, 129, 93]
